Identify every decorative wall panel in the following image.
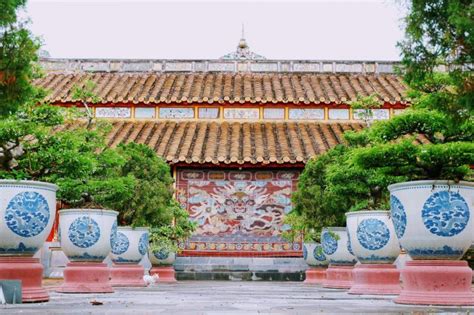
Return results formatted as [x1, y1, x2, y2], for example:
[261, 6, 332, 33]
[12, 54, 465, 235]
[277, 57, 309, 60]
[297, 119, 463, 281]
[263, 108, 285, 120]
[176, 169, 301, 256]
[95, 107, 131, 118]
[328, 109, 349, 120]
[198, 108, 220, 119]
[223, 108, 259, 120]
[159, 108, 194, 119]
[289, 108, 324, 120]
[353, 109, 390, 121]
[135, 107, 156, 119]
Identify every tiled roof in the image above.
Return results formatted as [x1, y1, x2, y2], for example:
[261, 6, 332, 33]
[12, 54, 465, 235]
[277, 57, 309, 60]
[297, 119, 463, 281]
[35, 72, 408, 105]
[63, 120, 366, 165]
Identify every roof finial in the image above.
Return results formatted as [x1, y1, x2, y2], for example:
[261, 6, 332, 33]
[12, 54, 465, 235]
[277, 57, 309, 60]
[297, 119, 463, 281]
[219, 25, 266, 60]
[241, 23, 245, 40]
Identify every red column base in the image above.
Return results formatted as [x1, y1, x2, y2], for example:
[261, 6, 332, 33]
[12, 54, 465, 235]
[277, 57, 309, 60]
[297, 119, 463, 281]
[348, 264, 401, 295]
[56, 262, 114, 293]
[110, 264, 146, 287]
[395, 260, 474, 306]
[150, 266, 177, 283]
[304, 267, 326, 284]
[0, 257, 48, 303]
[322, 265, 354, 289]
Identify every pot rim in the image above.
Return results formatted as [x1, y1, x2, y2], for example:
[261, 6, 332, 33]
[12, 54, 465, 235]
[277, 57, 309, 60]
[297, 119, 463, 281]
[388, 180, 474, 191]
[0, 179, 58, 191]
[323, 227, 346, 232]
[59, 208, 119, 216]
[345, 210, 389, 217]
[117, 226, 149, 232]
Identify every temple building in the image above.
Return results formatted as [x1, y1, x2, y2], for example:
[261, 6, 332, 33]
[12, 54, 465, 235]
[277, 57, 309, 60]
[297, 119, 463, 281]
[36, 37, 410, 278]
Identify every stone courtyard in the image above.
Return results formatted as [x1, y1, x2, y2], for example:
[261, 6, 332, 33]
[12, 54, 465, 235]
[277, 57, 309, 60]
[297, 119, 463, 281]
[1, 281, 473, 314]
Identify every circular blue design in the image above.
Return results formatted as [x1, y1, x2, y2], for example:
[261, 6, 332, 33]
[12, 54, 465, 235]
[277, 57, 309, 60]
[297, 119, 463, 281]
[111, 231, 129, 255]
[322, 231, 337, 255]
[357, 218, 390, 250]
[303, 245, 308, 260]
[347, 236, 354, 255]
[5, 191, 50, 238]
[390, 195, 407, 239]
[154, 248, 170, 260]
[422, 191, 469, 237]
[138, 233, 149, 256]
[68, 216, 101, 248]
[110, 221, 117, 248]
[313, 244, 326, 261]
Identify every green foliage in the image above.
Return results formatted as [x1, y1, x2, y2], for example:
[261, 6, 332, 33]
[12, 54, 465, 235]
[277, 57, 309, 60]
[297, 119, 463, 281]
[348, 94, 382, 127]
[0, 0, 41, 116]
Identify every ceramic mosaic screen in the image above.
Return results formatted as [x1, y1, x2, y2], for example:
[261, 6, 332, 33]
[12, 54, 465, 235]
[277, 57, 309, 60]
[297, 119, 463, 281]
[176, 169, 302, 256]
[95, 107, 131, 118]
[223, 108, 260, 120]
[198, 108, 220, 119]
[288, 108, 324, 120]
[135, 107, 156, 119]
[353, 109, 390, 120]
[159, 108, 195, 119]
[263, 108, 285, 120]
[328, 108, 349, 120]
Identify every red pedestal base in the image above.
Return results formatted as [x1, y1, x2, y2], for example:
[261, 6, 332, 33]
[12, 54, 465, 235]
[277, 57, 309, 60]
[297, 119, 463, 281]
[304, 267, 326, 284]
[110, 264, 146, 287]
[56, 262, 114, 293]
[348, 264, 401, 295]
[0, 257, 48, 303]
[322, 265, 354, 289]
[396, 260, 474, 306]
[149, 266, 177, 283]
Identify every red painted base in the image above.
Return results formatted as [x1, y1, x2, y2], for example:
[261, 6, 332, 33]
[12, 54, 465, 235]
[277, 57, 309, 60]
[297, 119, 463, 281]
[396, 260, 474, 306]
[149, 266, 177, 283]
[322, 265, 354, 289]
[110, 264, 146, 287]
[348, 264, 401, 295]
[56, 262, 114, 293]
[0, 257, 48, 303]
[304, 267, 326, 284]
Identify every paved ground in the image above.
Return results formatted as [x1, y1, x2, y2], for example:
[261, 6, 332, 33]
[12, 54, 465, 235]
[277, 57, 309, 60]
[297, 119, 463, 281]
[1, 281, 473, 314]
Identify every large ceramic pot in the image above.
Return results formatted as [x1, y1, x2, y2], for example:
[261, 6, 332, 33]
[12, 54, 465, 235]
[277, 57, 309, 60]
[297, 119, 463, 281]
[388, 180, 474, 260]
[149, 247, 176, 266]
[110, 227, 149, 264]
[321, 227, 357, 265]
[303, 242, 328, 267]
[346, 211, 400, 264]
[0, 180, 58, 256]
[59, 209, 118, 262]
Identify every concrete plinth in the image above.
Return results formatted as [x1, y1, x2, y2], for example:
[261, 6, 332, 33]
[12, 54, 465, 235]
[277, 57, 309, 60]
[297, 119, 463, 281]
[56, 262, 114, 293]
[150, 266, 177, 283]
[0, 257, 48, 303]
[110, 264, 146, 287]
[348, 264, 400, 295]
[396, 260, 474, 306]
[322, 265, 353, 289]
[304, 267, 326, 284]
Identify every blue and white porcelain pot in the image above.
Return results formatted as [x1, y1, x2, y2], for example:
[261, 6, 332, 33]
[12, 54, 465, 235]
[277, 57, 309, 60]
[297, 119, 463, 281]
[388, 180, 474, 260]
[110, 227, 149, 264]
[58, 209, 118, 262]
[149, 247, 176, 266]
[303, 242, 328, 267]
[321, 227, 357, 265]
[346, 210, 400, 264]
[0, 180, 58, 256]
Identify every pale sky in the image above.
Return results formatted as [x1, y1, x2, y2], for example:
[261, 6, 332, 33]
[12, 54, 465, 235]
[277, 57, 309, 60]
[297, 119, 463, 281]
[25, 0, 408, 60]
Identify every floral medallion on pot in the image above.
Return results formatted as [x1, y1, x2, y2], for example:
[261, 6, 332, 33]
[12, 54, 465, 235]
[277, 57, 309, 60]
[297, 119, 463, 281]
[346, 211, 400, 264]
[110, 227, 149, 264]
[59, 209, 118, 262]
[149, 247, 176, 266]
[388, 180, 474, 260]
[0, 180, 58, 256]
[303, 242, 328, 267]
[321, 227, 357, 265]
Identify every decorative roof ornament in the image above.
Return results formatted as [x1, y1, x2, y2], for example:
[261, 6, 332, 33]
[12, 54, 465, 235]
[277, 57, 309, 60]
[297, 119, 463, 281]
[220, 25, 266, 60]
